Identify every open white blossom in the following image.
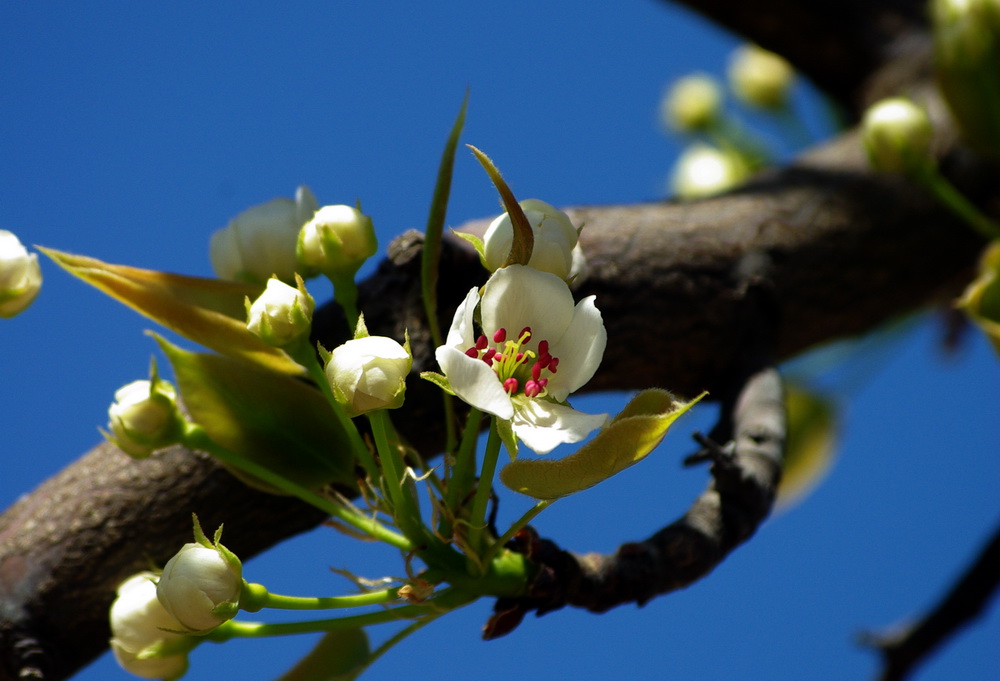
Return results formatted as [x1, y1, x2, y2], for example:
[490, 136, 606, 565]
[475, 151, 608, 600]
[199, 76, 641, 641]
[435, 265, 607, 454]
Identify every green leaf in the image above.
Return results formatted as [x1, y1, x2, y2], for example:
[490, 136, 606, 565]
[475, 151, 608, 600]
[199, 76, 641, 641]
[776, 385, 838, 509]
[466, 145, 534, 267]
[958, 241, 1000, 355]
[273, 629, 370, 681]
[154, 335, 356, 493]
[500, 389, 705, 500]
[451, 230, 487, 268]
[40, 248, 304, 376]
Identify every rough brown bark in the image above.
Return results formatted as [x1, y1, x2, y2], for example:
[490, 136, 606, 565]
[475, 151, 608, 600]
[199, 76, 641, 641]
[1, 3, 995, 680]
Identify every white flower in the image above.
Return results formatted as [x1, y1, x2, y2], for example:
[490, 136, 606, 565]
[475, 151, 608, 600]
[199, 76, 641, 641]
[670, 143, 749, 199]
[326, 335, 411, 417]
[728, 44, 794, 109]
[109, 572, 189, 681]
[482, 200, 582, 280]
[661, 74, 723, 132]
[297, 204, 378, 279]
[245, 276, 315, 347]
[210, 185, 318, 284]
[435, 265, 608, 454]
[862, 98, 934, 173]
[0, 230, 42, 318]
[156, 542, 243, 634]
[107, 378, 183, 459]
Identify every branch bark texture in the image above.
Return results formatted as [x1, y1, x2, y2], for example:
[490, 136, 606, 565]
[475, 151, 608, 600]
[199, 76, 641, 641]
[1, 3, 995, 680]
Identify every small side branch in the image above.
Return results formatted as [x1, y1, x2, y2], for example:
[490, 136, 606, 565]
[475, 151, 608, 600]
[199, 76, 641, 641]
[863, 519, 1000, 681]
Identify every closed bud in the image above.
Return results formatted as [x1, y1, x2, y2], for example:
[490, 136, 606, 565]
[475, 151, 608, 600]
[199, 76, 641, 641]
[483, 199, 581, 280]
[210, 185, 318, 284]
[670, 143, 750, 199]
[107, 372, 183, 459]
[156, 523, 244, 635]
[861, 98, 934, 174]
[661, 74, 723, 131]
[0, 230, 42, 318]
[297, 204, 378, 280]
[109, 572, 190, 680]
[728, 44, 795, 109]
[245, 276, 314, 348]
[325, 335, 412, 417]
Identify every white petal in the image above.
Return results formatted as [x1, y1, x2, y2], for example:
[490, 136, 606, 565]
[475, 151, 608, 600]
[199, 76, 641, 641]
[511, 398, 608, 455]
[480, 265, 574, 345]
[445, 287, 479, 349]
[435, 346, 514, 419]
[548, 295, 606, 400]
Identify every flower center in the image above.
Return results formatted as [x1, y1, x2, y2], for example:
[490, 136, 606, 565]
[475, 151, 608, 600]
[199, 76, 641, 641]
[463, 326, 560, 398]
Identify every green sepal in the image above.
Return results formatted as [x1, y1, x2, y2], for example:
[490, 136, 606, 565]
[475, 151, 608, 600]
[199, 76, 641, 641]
[153, 334, 357, 494]
[499, 389, 705, 500]
[958, 241, 1000, 355]
[420, 371, 455, 395]
[466, 145, 534, 267]
[353, 314, 370, 340]
[273, 629, 371, 681]
[496, 418, 518, 460]
[39, 247, 304, 376]
[451, 230, 488, 268]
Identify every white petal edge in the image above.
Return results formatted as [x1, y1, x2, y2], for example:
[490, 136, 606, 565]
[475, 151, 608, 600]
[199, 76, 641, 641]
[480, 265, 575, 346]
[511, 398, 609, 455]
[548, 295, 606, 400]
[435, 346, 515, 420]
[445, 287, 479, 349]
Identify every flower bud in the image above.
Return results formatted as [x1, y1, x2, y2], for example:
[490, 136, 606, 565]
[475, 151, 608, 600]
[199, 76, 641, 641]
[110, 572, 190, 680]
[861, 98, 934, 174]
[157, 537, 244, 634]
[670, 143, 750, 199]
[325, 335, 412, 417]
[210, 185, 318, 284]
[660, 74, 723, 132]
[728, 44, 795, 109]
[297, 204, 378, 280]
[482, 199, 580, 280]
[0, 230, 42, 318]
[245, 276, 315, 347]
[107, 376, 184, 459]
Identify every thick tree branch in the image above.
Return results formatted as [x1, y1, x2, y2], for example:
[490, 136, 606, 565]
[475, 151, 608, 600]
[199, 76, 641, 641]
[1, 13, 995, 681]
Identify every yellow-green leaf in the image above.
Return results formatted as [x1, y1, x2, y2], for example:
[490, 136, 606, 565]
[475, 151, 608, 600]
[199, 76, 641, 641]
[957, 241, 1000, 355]
[776, 385, 838, 509]
[155, 335, 356, 493]
[499, 389, 705, 500]
[40, 247, 303, 375]
[274, 629, 370, 681]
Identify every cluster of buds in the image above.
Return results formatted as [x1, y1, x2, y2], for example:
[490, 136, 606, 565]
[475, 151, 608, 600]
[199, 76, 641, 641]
[0, 230, 42, 318]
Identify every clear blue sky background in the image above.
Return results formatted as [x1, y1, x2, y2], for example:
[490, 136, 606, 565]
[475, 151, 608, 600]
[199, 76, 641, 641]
[2, 3, 998, 681]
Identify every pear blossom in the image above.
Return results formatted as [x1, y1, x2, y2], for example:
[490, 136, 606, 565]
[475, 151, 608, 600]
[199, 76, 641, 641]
[210, 185, 318, 284]
[107, 377, 184, 459]
[157, 539, 243, 634]
[862, 98, 934, 174]
[325, 335, 412, 417]
[482, 200, 582, 280]
[0, 230, 42, 318]
[109, 572, 190, 680]
[435, 265, 608, 454]
[661, 74, 723, 132]
[728, 44, 795, 109]
[245, 276, 315, 347]
[297, 204, 378, 280]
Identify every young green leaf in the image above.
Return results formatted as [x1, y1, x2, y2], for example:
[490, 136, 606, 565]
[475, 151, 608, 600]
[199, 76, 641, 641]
[499, 389, 704, 499]
[273, 628, 370, 681]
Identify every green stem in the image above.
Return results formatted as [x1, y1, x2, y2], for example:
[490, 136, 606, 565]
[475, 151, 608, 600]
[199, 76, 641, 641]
[368, 410, 427, 546]
[182, 423, 412, 552]
[253, 585, 399, 611]
[916, 165, 1000, 241]
[330, 273, 361, 332]
[207, 589, 476, 640]
[482, 499, 554, 566]
[466, 420, 502, 566]
[440, 407, 482, 538]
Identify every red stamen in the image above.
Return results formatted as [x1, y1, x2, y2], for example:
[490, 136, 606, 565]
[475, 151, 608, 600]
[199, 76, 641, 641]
[465, 347, 479, 359]
[503, 377, 519, 394]
[538, 340, 549, 355]
[493, 328, 507, 343]
[519, 326, 532, 342]
[531, 362, 542, 381]
[548, 357, 559, 373]
[476, 335, 488, 350]
[524, 380, 542, 398]
[483, 348, 497, 364]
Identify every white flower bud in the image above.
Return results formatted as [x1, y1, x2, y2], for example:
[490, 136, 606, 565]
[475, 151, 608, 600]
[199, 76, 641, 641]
[482, 199, 580, 280]
[325, 335, 412, 417]
[157, 541, 243, 634]
[660, 74, 723, 131]
[297, 204, 378, 280]
[670, 144, 750, 199]
[109, 572, 190, 681]
[245, 276, 315, 347]
[210, 185, 318, 284]
[0, 230, 42, 318]
[862, 98, 934, 174]
[728, 44, 795, 109]
[107, 378, 183, 459]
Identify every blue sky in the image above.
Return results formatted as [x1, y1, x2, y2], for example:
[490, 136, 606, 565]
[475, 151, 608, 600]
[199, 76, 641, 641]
[2, 3, 998, 681]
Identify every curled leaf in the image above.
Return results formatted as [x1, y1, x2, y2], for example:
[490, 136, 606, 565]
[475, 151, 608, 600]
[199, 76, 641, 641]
[466, 145, 534, 267]
[500, 389, 705, 499]
[154, 335, 356, 493]
[40, 247, 303, 375]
